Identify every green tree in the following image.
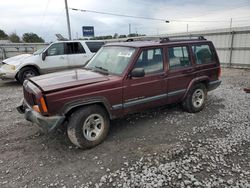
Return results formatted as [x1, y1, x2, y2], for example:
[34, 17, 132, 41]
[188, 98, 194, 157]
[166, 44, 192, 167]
[0, 29, 9, 40]
[118, 35, 127, 38]
[22, 32, 44, 43]
[9, 33, 20, 43]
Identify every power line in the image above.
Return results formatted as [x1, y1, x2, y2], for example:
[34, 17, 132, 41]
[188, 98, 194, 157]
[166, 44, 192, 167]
[70, 8, 247, 23]
[70, 8, 169, 22]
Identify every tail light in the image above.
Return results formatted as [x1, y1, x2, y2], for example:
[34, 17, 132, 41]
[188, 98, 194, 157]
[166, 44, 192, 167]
[218, 66, 221, 78]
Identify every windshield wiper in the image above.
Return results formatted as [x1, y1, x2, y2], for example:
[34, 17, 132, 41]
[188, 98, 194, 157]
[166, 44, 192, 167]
[94, 66, 109, 73]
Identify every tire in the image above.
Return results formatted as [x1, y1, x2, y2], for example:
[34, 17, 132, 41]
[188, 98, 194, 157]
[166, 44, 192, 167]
[17, 67, 39, 84]
[182, 83, 207, 113]
[67, 105, 110, 149]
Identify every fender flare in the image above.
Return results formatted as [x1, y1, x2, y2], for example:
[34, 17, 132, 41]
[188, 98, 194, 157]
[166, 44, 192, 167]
[61, 96, 114, 119]
[182, 76, 209, 100]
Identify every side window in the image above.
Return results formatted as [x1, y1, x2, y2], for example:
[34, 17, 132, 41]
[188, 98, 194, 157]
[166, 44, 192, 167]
[192, 44, 214, 64]
[47, 43, 64, 56]
[86, 42, 104, 53]
[66, 42, 86, 54]
[168, 46, 191, 69]
[134, 48, 163, 74]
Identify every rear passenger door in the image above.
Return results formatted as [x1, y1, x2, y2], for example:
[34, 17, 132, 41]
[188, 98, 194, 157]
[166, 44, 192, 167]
[66, 42, 89, 68]
[166, 45, 195, 103]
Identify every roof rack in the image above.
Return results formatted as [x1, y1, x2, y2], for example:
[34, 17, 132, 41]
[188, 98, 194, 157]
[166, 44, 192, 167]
[126, 38, 134, 42]
[160, 36, 206, 43]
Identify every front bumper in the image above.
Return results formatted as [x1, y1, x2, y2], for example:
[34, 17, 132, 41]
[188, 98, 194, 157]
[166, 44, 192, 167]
[17, 99, 65, 133]
[0, 68, 16, 80]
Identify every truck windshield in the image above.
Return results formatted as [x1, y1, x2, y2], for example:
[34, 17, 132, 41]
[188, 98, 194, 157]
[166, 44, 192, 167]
[86, 46, 135, 75]
[33, 48, 45, 55]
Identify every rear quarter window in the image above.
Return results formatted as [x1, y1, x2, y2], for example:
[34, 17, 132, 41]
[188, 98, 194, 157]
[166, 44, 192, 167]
[192, 44, 215, 64]
[86, 42, 105, 53]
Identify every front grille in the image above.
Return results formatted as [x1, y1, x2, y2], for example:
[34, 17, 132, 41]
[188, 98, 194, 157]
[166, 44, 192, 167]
[23, 87, 36, 106]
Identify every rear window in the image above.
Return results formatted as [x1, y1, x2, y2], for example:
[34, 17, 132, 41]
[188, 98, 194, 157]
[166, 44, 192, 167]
[192, 44, 214, 64]
[86, 42, 105, 53]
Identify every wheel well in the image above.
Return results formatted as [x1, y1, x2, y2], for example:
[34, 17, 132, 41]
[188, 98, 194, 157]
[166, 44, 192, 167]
[18, 65, 40, 76]
[200, 80, 209, 89]
[65, 103, 111, 119]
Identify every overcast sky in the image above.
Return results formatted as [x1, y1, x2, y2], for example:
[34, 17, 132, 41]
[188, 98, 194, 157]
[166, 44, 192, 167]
[1, 0, 250, 42]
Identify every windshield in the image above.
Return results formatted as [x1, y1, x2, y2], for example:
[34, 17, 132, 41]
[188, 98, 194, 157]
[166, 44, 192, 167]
[33, 48, 45, 55]
[86, 46, 136, 75]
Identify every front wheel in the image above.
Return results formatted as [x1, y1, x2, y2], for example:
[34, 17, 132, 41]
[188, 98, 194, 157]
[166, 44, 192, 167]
[67, 105, 110, 149]
[17, 67, 39, 84]
[182, 84, 207, 113]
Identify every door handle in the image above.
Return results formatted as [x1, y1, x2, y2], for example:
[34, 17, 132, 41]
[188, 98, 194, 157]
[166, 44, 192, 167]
[159, 73, 167, 78]
[184, 69, 194, 73]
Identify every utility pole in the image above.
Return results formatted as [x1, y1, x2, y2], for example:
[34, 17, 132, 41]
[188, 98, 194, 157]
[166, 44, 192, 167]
[229, 18, 233, 31]
[129, 23, 131, 35]
[187, 24, 189, 34]
[65, 0, 72, 40]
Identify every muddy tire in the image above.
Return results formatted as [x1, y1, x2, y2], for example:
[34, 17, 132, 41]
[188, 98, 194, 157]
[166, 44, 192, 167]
[17, 67, 39, 84]
[182, 83, 207, 113]
[67, 105, 110, 149]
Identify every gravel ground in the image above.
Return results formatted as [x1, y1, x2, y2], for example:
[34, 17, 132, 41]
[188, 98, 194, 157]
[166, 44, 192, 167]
[0, 68, 249, 188]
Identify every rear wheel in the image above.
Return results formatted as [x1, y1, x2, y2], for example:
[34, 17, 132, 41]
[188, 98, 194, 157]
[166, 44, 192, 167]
[17, 67, 39, 84]
[182, 83, 207, 113]
[67, 105, 110, 149]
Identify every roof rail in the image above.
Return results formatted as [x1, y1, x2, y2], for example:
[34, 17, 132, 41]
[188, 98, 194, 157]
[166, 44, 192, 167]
[160, 36, 206, 43]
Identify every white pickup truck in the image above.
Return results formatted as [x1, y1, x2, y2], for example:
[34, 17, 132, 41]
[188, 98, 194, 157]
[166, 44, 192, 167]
[0, 40, 104, 83]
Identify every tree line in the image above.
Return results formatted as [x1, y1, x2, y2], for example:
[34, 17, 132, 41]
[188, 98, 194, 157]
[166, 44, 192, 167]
[0, 29, 44, 43]
[82, 33, 146, 40]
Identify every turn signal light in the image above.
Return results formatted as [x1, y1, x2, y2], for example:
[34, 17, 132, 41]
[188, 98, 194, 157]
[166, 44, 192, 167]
[40, 97, 48, 113]
[32, 105, 40, 113]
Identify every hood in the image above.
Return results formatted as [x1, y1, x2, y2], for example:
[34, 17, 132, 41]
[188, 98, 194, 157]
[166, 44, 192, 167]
[3, 54, 33, 65]
[3, 54, 37, 67]
[29, 69, 109, 92]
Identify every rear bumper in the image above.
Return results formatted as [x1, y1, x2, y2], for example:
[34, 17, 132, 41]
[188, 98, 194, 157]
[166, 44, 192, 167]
[208, 80, 221, 91]
[17, 99, 65, 133]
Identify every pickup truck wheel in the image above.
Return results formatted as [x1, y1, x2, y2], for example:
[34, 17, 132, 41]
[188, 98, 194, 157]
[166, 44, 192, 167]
[17, 67, 39, 84]
[182, 84, 207, 113]
[67, 105, 110, 149]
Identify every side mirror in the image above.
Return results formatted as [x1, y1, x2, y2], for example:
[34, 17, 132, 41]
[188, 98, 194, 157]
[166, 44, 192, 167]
[42, 51, 47, 61]
[130, 68, 145, 78]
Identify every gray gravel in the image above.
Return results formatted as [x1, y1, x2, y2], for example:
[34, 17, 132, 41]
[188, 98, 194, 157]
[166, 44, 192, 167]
[0, 68, 249, 188]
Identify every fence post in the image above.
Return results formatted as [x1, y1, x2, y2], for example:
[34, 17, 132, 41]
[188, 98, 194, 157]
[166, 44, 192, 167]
[229, 31, 235, 68]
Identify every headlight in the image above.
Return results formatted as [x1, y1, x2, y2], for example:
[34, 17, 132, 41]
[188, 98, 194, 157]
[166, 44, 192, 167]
[1, 64, 16, 71]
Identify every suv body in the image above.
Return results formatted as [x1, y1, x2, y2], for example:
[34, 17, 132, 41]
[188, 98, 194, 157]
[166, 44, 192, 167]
[0, 40, 104, 83]
[17, 37, 221, 149]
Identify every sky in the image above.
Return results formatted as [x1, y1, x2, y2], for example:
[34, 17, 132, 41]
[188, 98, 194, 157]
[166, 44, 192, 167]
[1, 0, 250, 42]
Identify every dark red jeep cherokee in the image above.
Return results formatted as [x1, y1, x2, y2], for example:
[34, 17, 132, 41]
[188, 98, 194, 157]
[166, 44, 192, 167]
[17, 37, 221, 149]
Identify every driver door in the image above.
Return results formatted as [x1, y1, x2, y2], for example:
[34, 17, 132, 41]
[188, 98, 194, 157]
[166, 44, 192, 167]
[123, 48, 167, 114]
[40, 43, 69, 73]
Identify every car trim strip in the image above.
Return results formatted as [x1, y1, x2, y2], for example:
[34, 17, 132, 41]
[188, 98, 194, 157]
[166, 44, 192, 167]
[112, 89, 186, 110]
[168, 89, 186, 97]
[112, 104, 123, 110]
[123, 93, 167, 108]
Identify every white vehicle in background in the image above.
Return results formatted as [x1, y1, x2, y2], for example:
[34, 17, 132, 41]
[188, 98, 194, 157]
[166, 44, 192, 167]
[0, 40, 104, 84]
